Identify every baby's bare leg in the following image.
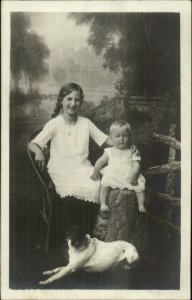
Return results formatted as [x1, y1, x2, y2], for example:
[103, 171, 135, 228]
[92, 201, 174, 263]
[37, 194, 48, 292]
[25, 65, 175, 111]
[136, 191, 146, 212]
[100, 185, 110, 212]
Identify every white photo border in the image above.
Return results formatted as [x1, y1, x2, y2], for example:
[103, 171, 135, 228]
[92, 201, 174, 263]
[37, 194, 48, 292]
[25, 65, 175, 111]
[1, 1, 191, 299]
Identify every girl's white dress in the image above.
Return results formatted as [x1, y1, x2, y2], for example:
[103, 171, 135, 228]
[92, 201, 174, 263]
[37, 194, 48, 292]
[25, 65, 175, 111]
[32, 115, 108, 203]
[101, 147, 145, 192]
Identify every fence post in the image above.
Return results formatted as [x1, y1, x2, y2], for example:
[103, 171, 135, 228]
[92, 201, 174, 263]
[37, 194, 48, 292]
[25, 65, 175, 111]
[163, 124, 176, 239]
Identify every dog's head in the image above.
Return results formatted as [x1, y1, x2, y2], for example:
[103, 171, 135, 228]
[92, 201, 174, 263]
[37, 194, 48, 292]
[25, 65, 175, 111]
[127, 244, 140, 267]
[66, 225, 90, 250]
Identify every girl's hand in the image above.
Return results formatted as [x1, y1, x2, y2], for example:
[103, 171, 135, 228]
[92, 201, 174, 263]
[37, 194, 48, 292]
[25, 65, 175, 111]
[35, 151, 45, 171]
[90, 170, 100, 181]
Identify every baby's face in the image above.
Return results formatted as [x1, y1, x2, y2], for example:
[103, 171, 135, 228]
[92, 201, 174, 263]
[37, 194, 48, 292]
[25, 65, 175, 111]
[110, 126, 130, 149]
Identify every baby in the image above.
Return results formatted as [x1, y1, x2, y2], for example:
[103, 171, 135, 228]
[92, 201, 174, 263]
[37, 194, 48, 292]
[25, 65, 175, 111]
[91, 120, 146, 212]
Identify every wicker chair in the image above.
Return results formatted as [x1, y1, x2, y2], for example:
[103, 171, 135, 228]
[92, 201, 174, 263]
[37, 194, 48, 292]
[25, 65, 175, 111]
[28, 129, 57, 251]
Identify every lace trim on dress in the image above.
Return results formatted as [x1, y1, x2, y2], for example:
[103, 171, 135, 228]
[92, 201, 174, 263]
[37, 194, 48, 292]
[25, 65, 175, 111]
[64, 194, 99, 203]
[101, 182, 145, 192]
[56, 189, 99, 203]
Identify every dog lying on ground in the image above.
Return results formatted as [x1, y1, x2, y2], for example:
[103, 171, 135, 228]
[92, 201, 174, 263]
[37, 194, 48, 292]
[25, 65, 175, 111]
[39, 225, 140, 285]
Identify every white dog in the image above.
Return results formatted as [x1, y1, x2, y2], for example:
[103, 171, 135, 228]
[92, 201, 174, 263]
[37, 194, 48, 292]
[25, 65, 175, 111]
[39, 225, 140, 285]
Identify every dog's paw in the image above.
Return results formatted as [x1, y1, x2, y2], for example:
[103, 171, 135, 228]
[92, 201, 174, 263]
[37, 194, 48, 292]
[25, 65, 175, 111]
[39, 280, 46, 285]
[43, 270, 54, 275]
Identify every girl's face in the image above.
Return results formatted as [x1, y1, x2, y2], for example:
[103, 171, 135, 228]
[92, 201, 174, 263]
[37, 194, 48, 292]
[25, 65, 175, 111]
[111, 126, 130, 149]
[62, 90, 82, 116]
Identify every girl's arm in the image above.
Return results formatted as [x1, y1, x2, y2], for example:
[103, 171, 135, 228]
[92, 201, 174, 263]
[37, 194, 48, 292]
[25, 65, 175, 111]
[88, 120, 113, 147]
[28, 118, 57, 170]
[90, 152, 109, 181]
[28, 142, 45, 170]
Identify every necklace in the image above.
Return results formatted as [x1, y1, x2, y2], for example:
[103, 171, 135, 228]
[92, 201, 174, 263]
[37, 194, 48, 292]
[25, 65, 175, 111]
[65, 122, 76, 136]
[62, 115, 77, 136]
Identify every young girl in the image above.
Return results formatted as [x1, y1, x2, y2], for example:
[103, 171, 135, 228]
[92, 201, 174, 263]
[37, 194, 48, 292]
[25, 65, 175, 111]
[91, 120, 146, 213]
[28, 83, 112, 239]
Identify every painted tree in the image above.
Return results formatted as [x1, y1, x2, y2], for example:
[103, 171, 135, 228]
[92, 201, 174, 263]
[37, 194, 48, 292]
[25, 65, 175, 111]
[70, 13, 180, 99]
[10, 13, 31, 90]
[52, 65, 66, 83]
[11, 12, 50, 96]
[22, 32, 49, 96]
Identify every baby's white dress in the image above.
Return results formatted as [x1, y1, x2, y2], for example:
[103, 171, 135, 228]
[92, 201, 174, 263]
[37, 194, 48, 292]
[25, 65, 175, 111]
[101, 147, 145, 192]
[32, 115, 108, 203]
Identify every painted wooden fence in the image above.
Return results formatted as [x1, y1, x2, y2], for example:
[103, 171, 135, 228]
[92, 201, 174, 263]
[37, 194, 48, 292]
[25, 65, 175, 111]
[146, 124, 181, 238]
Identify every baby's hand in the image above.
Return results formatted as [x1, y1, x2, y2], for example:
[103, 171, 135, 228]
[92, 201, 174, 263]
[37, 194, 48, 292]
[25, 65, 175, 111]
[129, 176, 138, 186]
[90, 171, 100, 181]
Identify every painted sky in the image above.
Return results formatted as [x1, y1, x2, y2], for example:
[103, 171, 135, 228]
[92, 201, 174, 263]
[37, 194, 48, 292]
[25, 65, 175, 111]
[30, 13, 89, 62]
[28, 13, 119, 104]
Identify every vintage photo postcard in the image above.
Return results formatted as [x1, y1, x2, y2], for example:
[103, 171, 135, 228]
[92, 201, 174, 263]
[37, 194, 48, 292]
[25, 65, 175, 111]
[1, 1, 191, 299]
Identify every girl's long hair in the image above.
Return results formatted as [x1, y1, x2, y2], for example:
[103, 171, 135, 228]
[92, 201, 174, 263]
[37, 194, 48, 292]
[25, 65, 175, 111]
[52, 82, 84, 118]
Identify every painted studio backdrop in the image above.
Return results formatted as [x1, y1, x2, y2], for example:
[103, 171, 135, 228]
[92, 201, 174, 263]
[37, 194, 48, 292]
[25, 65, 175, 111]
[10, 12, 180, 289]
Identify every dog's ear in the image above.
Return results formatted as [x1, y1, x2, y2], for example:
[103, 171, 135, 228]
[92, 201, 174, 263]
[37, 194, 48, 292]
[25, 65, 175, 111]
[66, 225, 79, 239]
[72, 239, 81, 248]
[86, 234, 91, 240]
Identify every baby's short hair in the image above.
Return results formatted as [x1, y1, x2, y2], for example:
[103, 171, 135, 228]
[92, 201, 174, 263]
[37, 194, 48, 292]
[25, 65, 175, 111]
[110, 120, 132, 136]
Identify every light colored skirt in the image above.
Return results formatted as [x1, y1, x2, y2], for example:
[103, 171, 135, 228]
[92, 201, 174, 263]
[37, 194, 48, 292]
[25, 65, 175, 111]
[48, 164, 100, 203]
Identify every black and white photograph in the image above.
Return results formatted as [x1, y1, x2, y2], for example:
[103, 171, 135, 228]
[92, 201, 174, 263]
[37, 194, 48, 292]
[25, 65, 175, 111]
[1, 1, 191, 299]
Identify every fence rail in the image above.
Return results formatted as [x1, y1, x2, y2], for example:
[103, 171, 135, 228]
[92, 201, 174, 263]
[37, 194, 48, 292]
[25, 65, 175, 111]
[150, 192, 180, 206]
[147, 213, 181, 235]
[147, 124, 180, 237]
[146, 161, 180, 175]
[152, 133, 181, 150]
